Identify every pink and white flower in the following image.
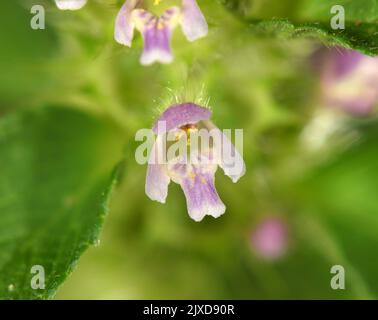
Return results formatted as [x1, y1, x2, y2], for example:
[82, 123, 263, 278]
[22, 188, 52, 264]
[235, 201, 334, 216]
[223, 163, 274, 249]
[114, 0, 208, 65]
[145, 103, 245, 222]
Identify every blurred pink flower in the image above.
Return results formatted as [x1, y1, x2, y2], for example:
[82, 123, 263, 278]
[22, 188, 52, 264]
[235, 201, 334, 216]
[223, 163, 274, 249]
[317, 47, 378, 115]
[251, 217, 288, 260]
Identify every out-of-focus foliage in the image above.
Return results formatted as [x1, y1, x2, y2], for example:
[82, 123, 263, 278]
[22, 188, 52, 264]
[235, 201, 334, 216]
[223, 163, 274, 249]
[0, 0, 377, 299]
[220, 0, 378, 55]
[296, 120, 378, 294]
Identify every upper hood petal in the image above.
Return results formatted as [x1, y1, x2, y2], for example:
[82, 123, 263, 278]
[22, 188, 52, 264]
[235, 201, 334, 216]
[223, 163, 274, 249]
[153, 103, 211, 134]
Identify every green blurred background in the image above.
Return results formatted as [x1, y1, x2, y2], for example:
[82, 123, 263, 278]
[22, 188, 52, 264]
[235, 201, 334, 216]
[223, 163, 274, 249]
[1, 0, 377, 299]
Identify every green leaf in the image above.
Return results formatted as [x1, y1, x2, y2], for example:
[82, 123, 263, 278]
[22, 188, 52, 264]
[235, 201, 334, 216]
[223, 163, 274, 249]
[220, 0, 378, 55]
[0, 106, 124, 299]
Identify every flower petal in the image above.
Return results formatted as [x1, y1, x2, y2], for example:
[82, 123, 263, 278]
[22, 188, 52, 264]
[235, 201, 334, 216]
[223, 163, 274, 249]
[145, 138, 170, 203]
[180, 172, 225, 222]
[204, 121, 246, 183]
[153, 103, 211, 134]
[180, 0, 208, 42]
[134, 8, 180, 66]
[114, 0, 139, 47]
[55, 0, 87, 10]
[140, 22, 173, 65]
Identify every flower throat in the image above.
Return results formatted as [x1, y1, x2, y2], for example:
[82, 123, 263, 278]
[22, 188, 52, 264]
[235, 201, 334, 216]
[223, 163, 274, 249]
[144, 0, 181, 15]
